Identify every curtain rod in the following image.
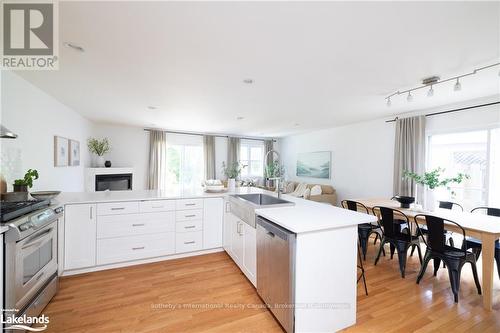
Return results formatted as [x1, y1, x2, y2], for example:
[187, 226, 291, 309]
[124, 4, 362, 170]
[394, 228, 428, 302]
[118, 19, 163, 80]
[385, 101, 500, 123]
[143, 128, 276, 142]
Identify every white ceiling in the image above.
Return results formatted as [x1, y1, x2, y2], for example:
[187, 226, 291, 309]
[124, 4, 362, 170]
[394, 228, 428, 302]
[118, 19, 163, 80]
[17, 1, 500, 137]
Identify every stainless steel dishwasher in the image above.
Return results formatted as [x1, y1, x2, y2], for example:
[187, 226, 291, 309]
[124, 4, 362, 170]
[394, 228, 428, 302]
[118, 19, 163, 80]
[256, 216, 296, 333]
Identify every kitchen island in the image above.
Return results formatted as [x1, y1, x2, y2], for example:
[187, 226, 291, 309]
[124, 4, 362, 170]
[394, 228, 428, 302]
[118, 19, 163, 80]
[56, 187, 376, 332]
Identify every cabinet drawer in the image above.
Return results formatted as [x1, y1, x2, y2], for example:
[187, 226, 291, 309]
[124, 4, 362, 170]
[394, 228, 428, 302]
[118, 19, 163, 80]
[176, 231, 203, 253]
[97, 232, 175, 265]
[139, 200, 175, 213]
[97, 202, 139, 216]
[176, 209, 203, 221]
[97, 212, 175, 239]
[176, 199, 203, 210]
[176, 220, 202, 233]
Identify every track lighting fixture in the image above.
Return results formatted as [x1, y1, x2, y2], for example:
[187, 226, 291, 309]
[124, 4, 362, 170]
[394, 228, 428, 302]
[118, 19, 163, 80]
[384, 62, 499, 106]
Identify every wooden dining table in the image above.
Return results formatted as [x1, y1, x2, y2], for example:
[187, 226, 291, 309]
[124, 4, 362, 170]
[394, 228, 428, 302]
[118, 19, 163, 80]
[353, 198, 500, 310]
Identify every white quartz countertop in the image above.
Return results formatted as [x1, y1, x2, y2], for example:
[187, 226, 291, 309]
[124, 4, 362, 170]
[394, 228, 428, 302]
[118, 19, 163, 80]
[255, 194, 377, 234]
[54, 187, 265, 205]
[55, 187, 376, 234]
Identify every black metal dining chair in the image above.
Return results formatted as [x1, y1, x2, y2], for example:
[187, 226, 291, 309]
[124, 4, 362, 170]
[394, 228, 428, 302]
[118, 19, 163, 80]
[412, 200, 458, 258]
[462, 206, 500, 279]
[341, 200, 384, 260]
[415, 214, 482, 303]
[438, 201, 464, 211]
[373, 206, 423, 278]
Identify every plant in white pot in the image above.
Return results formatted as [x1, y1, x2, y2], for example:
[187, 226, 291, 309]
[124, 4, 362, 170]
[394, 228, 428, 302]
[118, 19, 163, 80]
[403, 168, 469, 211]
[87, 137, 110, 167]
[221, 161, 246, 191]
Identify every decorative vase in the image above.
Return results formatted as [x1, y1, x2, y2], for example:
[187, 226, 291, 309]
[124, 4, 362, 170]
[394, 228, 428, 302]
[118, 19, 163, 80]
[105, 160, 112, 168]
[228, 178, 236, 192]
[424, 188, 436, 212]
[95, 155, 105, 167]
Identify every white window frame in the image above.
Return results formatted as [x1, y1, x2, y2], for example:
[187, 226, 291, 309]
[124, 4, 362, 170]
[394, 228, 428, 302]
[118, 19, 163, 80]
[426, 124, 500, 207]
[239, 140, 265, 178]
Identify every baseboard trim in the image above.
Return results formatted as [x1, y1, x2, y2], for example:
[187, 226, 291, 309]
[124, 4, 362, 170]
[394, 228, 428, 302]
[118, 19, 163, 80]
[61, 247, 224, 276]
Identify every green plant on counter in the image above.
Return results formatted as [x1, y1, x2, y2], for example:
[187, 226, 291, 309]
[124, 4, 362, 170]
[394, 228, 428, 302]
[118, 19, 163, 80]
[87, 137, 110, 156]
[264, 160, 285, 179]
[14, 169, 39, 188]
[222, 161, 246, 179]
[403, 167, 469, 192]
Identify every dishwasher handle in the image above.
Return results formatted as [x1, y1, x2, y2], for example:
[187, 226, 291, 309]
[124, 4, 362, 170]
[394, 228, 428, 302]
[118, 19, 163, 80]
[256, 216, 294, 241]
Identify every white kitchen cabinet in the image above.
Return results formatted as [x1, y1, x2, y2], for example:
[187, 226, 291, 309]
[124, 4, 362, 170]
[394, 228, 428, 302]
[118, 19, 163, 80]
[231, 219, 244, 264]
[64, 204, 97, 270]
[223, 201, 233, 254]
[97, 212, 175, 239]
[223, 201, 257, 286]
[97, 232, 175, 265]
[243, 223, 257, 284]
[203, 198, 223, 249]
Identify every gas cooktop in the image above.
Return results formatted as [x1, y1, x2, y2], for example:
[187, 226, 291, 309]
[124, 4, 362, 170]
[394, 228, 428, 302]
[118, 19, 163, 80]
[0, 199, 51, 223]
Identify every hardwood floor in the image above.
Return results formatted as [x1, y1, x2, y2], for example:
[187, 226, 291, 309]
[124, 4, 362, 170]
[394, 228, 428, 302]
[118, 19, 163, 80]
[44, 240, 500, 333]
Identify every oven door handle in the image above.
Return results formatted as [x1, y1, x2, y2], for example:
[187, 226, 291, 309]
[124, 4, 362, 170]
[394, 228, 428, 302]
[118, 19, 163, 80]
[21, 227, 54, 250]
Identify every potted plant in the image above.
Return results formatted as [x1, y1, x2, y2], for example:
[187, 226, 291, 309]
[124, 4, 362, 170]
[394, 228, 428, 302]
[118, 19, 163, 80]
[222, 162, 246, 191]
[87, 137, 110, 167]
[13, 169, 39, 192]
[264, 160, 285, 189]
[403, 168, 469, 211]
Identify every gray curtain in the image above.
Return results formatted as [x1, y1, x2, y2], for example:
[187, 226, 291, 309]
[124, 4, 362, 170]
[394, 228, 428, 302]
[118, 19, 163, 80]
[203, 135, 216, 180]
[264, 139, 274, 176]
[227, 137, 240, 167]
[393, 115, 426, 199]
[147, 130, 168, 190]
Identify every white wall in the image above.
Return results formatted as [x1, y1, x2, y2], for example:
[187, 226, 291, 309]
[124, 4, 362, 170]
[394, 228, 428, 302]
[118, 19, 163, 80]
[91, 123, 149, 190]
[0, 71, 92, 192]
[279, 119, 395, 204]
[86, 129, 230, 190]
[278, 96, 500, 205]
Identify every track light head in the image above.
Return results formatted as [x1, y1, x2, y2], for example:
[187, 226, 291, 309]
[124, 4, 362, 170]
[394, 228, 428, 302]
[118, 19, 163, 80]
[386, 98, 391, 107]
[407, 92, 413, 102]
[454, 78, 462, 92]
[427, 85, 434, 97]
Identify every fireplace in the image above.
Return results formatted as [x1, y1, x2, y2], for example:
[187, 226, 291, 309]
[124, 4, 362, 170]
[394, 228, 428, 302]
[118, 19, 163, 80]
[95, 173, 133, 191]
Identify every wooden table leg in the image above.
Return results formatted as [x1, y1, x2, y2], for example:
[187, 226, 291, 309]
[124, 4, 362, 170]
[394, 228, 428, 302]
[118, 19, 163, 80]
[480, 233, 496, 310]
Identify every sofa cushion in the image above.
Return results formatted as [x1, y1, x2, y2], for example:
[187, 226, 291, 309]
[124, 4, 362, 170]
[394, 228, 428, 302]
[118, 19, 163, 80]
[310, 185, 322, 196]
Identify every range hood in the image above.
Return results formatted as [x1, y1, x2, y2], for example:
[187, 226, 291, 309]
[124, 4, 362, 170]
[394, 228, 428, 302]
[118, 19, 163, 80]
[0, 125, 18, 139]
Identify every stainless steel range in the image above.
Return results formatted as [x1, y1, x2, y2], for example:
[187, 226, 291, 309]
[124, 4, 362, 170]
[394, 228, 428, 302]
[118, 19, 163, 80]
[1, 200, 63, 324]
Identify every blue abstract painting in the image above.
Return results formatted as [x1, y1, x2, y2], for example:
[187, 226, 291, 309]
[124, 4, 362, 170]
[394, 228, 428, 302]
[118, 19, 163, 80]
[296, 151, 331, 179]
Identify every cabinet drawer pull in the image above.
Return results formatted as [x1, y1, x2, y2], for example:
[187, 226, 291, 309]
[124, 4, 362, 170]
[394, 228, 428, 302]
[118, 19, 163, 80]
[132, 223, 145, 227]
[132, 246, 145, 250]
[184, 225, 196, 229]
[185, 214, 196, 218]
[185, 203, 196, 206]
[151, 205, 163, 209]
[111, 207, 125, 211]
[184, 241, 195, 245]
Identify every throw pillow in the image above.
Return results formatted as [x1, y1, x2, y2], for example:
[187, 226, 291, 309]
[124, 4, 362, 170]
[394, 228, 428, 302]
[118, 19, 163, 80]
[310, 185, 322, 196]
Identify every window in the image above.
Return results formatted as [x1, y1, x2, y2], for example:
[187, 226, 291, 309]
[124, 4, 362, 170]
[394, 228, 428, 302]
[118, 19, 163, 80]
[240, 140, 264, 178]
[166, 140, 204, 192]
[427, 128, 500, 210]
